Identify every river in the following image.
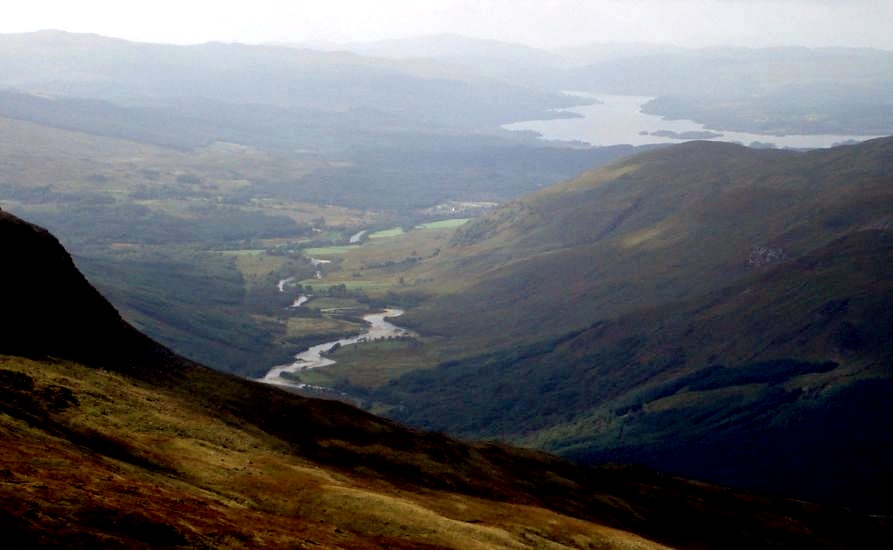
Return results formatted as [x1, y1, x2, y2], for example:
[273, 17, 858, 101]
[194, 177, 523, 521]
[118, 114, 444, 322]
[259, 308, 414, 391]
[504, 93, 882, 149]
[277, 277, 295, 293]
[309, 257, 331, 279]
[349, 230, 368, 244]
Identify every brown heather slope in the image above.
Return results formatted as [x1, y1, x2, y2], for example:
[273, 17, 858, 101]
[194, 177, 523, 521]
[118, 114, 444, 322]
[2, 355, 674, 550]
[2, 209, 892, 547]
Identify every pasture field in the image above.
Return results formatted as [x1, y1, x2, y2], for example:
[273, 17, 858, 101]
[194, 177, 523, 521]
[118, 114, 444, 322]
[324, 339, 442, 389]
[369, 227, 405, 239]
[285, 316, 364, 339]
[302, 245, 361, 256]
[299, 280, 397, 291]
[220, 249, 267, 256]
[416, 218, 470, 230]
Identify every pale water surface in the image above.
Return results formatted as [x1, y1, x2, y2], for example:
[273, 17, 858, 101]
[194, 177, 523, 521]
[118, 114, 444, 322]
[260, 308, 414, 391]
[505, 93, 882, 149]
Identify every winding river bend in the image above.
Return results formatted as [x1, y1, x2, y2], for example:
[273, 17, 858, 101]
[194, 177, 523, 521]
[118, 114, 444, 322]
[259, 308, 414, 391]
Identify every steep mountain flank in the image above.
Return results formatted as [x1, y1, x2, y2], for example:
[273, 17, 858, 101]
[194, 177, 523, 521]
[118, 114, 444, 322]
[0, 209, 179, 375]
[2, 210, 891, 546]
[374, 229, 893, 511]
[404, 138, 893, 347]
[364, 138, 893, 512]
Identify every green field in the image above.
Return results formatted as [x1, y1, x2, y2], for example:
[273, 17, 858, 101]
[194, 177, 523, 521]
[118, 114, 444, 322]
[219, 249, 267, 256]
[325, 339, 440, 388]
[299, 280, 396, 291]
[369, 227, 405, 239]
[284, 316, 364, 338]
[302, 245, 361, 256]
[415, 218, 470, 230]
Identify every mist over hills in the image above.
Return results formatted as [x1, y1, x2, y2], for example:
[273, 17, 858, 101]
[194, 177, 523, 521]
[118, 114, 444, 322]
[0, 29, 654, 377]
[569, 47, 893, 135]
[3, 26, 893, 544]
[8, 30, 893, 139]
[283, 34, 568, 86]
[5, 29, 893, 153]
[0, 30, 581, 130]
[291, 34, 893, 137]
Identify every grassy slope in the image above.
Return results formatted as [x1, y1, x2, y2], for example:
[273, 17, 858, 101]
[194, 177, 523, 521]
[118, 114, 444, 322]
[0, 356, 670, 550]
[3, 207, 891, 548]
[9, 354, 891, 549]
[337, 138, 893, 512]
[306, 137, 893, 387]
[372, 229, 893, 511]
[402, 137, 893, 348]
[0, 115, 324, 201]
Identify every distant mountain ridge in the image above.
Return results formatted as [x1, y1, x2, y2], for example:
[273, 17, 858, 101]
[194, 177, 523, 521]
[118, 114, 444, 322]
[6, 30, 893, 138]
[270, 34, 893, 135]
[284, 33, 566, 85]
[0, 30, 581, 130]
[565, 47, 893, 135]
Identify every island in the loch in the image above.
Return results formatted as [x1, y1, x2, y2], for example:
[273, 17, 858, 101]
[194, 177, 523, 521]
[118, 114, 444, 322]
[641, 129, 724, 140]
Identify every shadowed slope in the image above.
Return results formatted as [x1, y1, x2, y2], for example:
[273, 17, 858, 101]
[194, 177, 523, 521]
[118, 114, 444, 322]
[362, 138, 893, 512]
[1, 209, 181, 376]
[403, 137, 893, 347]
[3, 209, 892, 546]
[374, 229, 893, 511]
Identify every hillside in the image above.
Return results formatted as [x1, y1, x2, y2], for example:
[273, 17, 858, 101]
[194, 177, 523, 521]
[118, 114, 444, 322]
[403, 137, 893, 347]
[336, 138, 893, 512]
[0, 209, 179, 375]
[373, 229, 893, 511]
[3, 209, 892, 545]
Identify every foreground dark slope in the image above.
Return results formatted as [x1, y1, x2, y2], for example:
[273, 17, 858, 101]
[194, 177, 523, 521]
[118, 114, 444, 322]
[2, 215, 891, 547]
[372, 138, 893, 512]
[1, 209, 181, 375]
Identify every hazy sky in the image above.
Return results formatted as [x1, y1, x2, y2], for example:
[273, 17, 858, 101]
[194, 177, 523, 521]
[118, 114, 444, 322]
[2, 0, 892, 49]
